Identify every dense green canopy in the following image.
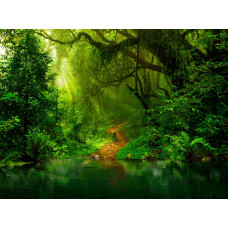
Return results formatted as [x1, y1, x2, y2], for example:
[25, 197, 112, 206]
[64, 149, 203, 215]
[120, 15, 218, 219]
[0, 29, 227, 163]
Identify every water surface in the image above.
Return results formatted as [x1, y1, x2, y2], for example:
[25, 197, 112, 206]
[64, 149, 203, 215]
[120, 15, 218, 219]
[0, 159, 228, 198]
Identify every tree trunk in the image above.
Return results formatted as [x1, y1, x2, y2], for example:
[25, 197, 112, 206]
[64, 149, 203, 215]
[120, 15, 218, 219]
[125, 84, 149, 110]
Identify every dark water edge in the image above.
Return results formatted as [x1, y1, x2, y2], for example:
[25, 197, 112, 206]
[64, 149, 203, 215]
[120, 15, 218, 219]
[0, 158, 228, 199]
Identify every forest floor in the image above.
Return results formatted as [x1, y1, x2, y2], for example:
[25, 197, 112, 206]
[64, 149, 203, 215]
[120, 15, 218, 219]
[91, 123, 129, 159]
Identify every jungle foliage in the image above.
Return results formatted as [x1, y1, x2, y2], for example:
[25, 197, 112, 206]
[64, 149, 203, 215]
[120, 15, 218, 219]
[0, 29, 227, 163]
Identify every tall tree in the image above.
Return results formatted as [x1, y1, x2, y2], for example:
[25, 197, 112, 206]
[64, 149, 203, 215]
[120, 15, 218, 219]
[0, 30, 56, 156]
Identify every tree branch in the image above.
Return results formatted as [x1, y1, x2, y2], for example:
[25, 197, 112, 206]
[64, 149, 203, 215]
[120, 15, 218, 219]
[92, 29, 115, 44]
[158, 86, 170, 98]
[97, 70, 136, 88]
[117, 29, 135, 39]
[36, 30, 106, 49]
[36, 29, 162, 73]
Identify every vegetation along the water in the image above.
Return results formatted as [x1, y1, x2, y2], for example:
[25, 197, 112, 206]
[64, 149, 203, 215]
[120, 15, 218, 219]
[0, 29, 227, 166]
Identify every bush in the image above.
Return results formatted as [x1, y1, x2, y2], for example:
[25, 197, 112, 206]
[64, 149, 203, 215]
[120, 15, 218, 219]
[26, 128, 68, 161]
[116, 136, 151, 159]
[160, 131, 190, 160]
[0, 116, 21, 156]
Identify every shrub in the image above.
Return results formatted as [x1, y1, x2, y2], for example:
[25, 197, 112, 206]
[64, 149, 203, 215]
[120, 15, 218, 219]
[0, 116, 21, 156]
[116, 135, 151, 159]
[26, 128, 68, 161]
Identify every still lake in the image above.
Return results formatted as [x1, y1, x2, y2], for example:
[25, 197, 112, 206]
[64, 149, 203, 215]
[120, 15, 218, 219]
[0, 158, 228, 199]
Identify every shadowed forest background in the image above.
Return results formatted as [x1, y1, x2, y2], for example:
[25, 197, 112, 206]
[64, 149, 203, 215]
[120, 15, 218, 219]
[0, 29, 227, 166]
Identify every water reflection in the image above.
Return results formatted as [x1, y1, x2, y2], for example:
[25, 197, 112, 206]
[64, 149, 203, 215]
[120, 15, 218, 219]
[0, 159, 228, 198]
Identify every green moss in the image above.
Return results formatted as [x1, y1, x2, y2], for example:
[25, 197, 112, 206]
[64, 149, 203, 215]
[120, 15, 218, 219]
[0, 161, 32, 168]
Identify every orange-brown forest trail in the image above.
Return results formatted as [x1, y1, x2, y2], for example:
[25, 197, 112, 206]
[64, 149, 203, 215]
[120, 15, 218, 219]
[92, 123, 129, 159]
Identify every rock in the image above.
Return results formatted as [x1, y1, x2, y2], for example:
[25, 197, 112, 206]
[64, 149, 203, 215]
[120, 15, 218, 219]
[92, 155, 100, 159]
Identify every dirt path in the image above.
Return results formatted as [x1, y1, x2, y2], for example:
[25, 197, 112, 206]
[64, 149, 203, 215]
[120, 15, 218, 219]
[92, 123, 129, 159]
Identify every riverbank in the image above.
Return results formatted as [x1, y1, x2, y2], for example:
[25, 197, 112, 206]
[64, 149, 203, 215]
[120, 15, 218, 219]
[0, 122, 226, 167]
